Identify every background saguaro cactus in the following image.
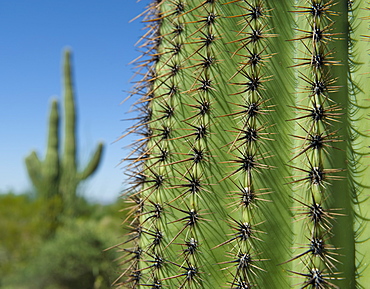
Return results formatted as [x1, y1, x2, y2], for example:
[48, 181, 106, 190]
[117, 1, 369, 288]
[25, 50, 104, 218]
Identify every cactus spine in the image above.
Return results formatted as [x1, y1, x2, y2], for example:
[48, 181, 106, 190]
[25, 50, 104, 217]
[118, 1, 369, 288]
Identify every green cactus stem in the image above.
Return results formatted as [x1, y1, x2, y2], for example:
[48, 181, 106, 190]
[117, 1, 369, 288]
[25, 50, 104, 217]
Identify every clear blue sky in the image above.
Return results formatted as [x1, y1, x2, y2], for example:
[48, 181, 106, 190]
[0, 0, 150, 203]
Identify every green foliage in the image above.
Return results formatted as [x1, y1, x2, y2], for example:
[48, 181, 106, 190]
[16, 221, 117, 289]
[118, 0, 369, 288]
[0, 191, 124, 289]
[25, 50, 104, 218]
[0, 192, 45, 277]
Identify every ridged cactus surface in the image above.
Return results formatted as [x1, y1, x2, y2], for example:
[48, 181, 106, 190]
[117, 1, 369, 288]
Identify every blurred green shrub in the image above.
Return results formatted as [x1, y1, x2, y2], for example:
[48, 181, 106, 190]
[0, 192, 123, 289]
[0, 192, 45, 277]
[21, 221, 118, 289]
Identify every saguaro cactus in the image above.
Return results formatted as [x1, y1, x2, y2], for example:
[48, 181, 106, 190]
[118, 1, 369, 288]
[25, 50, 104, 216]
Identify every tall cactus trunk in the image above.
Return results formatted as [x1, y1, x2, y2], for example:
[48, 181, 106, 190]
[117, 1, 369, 288]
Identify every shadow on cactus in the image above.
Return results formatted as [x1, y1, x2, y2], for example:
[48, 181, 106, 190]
[25, 50, 104, 222]
[116, 1, 369, 288]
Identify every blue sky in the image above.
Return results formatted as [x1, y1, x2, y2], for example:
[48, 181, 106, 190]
[0, 0, 151, 203]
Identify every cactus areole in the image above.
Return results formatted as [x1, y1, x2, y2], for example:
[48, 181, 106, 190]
[118, 1, 369, 288]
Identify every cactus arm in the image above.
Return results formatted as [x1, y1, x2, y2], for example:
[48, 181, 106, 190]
[78, 142, 104, 180]
[25, 98, 60, 198]
[25, 151, 43, 191]
[44, 99, 60, 195]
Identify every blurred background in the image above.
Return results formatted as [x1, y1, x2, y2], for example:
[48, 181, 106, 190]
[0, 0, 150, 287]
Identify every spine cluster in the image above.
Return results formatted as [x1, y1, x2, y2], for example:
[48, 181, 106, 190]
[287, 1, 343, 287]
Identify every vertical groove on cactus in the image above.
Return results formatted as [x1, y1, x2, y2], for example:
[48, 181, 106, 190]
[117, 1, 369, 288]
